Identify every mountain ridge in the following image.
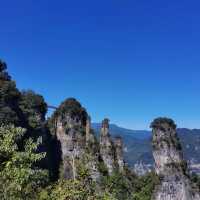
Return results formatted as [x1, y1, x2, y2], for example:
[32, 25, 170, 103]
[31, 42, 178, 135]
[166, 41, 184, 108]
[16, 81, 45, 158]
[92, 123, 200, 168]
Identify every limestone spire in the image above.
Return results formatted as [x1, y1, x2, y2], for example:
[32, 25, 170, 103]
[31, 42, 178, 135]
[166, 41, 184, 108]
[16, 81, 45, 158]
[52, 98, 87, 180]
[151, 117, 182, 176]
[86, 116, 91, 143]
[100, 118, 115, 174]
[101, 118, 110, 136]
[114, 136, 125, 172]
[151, 117, 200, 200]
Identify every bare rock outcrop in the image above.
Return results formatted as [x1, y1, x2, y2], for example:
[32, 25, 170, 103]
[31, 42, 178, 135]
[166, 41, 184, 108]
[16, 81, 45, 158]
[100, 118, 116, 174]
[49, 99, 126, 181]
[99, 119, 125, 174]
[151, 117, 200, 200]
[54, 100, 86, 179]
[114, 136, 125, 172]
[86, 116, 96, 145]
[85, 116, 101, 181]
[50, 98, 100, 180]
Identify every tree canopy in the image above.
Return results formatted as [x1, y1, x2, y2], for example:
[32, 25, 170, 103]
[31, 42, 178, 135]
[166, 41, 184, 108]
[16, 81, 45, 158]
[0, 59, 11, 81]
[0, 60, 22, 125]
[150, 117, 177, 129]
[0, 125, 49, 200]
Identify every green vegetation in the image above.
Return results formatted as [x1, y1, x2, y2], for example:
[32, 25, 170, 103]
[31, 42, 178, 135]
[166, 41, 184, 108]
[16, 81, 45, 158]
[48, 98, 88, 135]
[151, 117, 183, 153]
[39, 165, 99, 200]
[0, 125, 48, 200]
[150, 117, 177, 130]
[190, 173, 200, 191]
[132, 172, 160, 200]
[19, 90, 47, 130]
[101, 171, 135, 199]
[0, 60, 22, 125]
[39, 157, 120, 200]
[52, 98, 88, 126]
[0, 59, 48, 134]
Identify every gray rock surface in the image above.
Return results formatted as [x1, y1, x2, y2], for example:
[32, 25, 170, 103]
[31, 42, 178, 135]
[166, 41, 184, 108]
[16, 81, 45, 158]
[151, 118, 200, 200]
[114, 136, 125, 172]
[50, 99, 126, 182]
[100, 118, 116, 174]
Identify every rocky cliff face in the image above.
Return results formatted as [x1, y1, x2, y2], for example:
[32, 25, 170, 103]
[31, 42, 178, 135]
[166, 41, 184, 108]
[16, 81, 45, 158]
[114, 136, 125, 172]
[151, 118, 200, 200]
[50, 99, 125, 181]
[84, 116, 101, 181]
[50, 98, 91, 179]
[100, 119, 116, 174]
[55, 114, 86, 179]
[100, 119, 125, 174]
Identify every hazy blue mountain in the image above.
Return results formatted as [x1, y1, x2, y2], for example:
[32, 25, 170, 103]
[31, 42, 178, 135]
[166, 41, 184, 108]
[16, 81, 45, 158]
[92, 123, 200, 167]
[92, 123, 151, 140]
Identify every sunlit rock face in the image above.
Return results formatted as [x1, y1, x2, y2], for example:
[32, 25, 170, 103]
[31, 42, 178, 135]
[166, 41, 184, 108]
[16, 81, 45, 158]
[114, 136, 125, 172]
[51, 98, 100, 180]
[86, 116, 96, 145]
[55, 104, 87, 179]
[100, 119, 116, 174]
[151, 118, 200, 200]
[85, 116, 101, 181]
[53, 99, 87, 179]
[50, 99, 126, 181]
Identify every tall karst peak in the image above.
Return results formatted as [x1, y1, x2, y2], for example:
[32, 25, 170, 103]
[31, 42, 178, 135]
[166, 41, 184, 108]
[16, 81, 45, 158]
[50, 98, 88, 179]
[114, 136, 125, 172]
[100, 118, 116, 174]
[49, 100, 127, 181]
[151, 117, 200, 200]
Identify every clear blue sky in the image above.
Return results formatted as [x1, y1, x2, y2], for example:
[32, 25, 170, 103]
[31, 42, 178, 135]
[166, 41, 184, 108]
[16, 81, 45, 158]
[1, 0, 200, 129]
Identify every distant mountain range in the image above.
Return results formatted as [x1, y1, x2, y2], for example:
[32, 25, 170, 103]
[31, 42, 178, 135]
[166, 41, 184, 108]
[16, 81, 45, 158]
[92, 123, 200, 168]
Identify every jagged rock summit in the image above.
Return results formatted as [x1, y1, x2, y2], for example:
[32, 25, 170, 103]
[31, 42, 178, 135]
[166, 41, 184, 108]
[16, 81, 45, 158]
[100, 118, 125, 174]
[49, 98, 125, 181]
[50, 98, 88, 179]
[100, 118, 116, 174]
[151, 117, 200, 200]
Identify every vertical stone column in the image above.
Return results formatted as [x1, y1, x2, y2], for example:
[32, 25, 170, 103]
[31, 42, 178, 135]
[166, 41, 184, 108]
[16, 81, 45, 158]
[100, 118, 115, 174]
[101, 118, 110, 136]
[85, 116, 101, 181]
[53, 99, 88, 180]
[114, 136, 125, 172]
[86, 116, 91, 142]
[86, 116, 95, 144]
[151, 117, 200, 200]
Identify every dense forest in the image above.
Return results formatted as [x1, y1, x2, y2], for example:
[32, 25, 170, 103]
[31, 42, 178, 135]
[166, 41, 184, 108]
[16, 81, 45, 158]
[0, 59, 199, 200]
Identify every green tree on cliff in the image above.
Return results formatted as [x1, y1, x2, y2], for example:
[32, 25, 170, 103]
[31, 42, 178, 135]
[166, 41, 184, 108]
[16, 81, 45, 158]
[0, 125, 49, 200]
[0, 60, 22, 125]
[19, 90, 47, 130]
